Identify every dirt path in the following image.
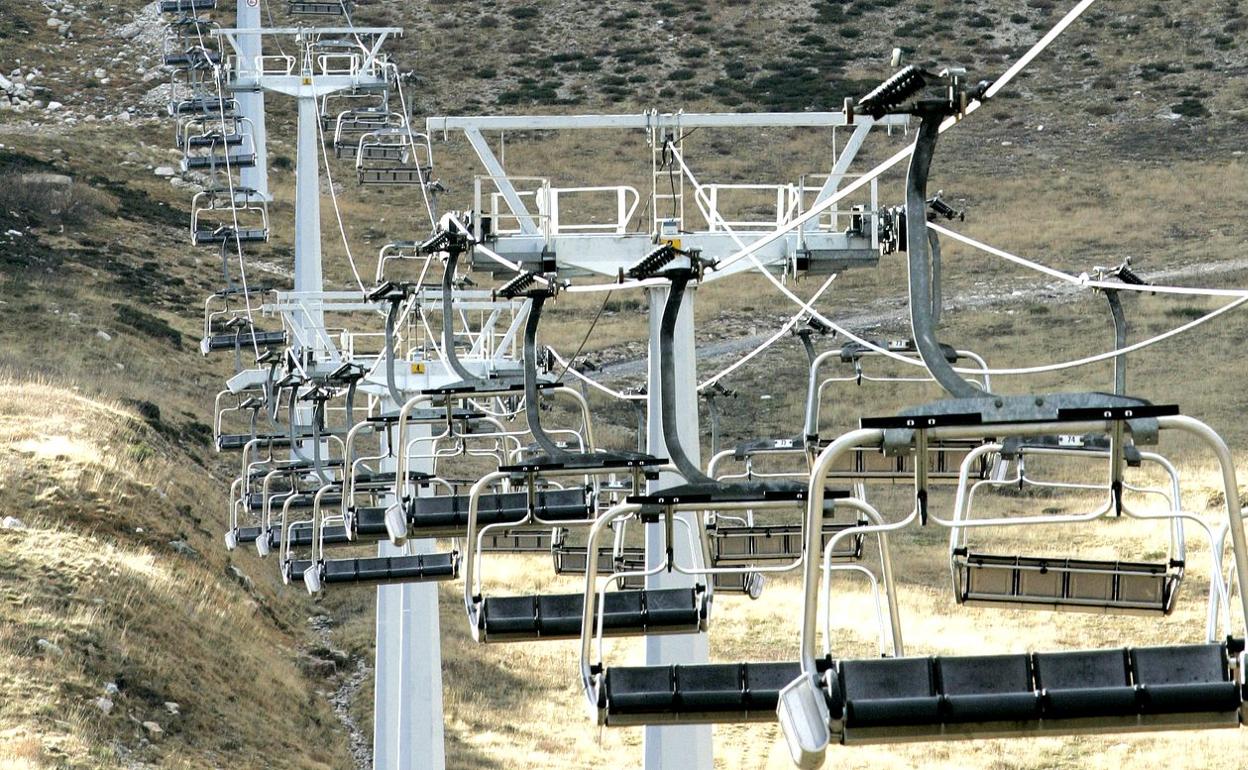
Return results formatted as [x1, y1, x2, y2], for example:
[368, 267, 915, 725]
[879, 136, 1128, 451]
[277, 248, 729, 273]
[593, 256, 1248, 380]
[309, 615, 373, 770]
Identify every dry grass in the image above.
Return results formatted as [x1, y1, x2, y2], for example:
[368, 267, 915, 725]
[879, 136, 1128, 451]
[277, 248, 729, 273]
[0, 381, 351, 769]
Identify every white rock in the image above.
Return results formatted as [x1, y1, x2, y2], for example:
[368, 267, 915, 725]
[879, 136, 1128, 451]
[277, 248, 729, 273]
[141, 721, 163, 741]
[1, 516, 25, 529]
[36, 638, 63, 656]
[46, 101, 62, 111]
[47, 17, 62, 28]
[94, 697, 114, 714]
[104, 682, 120, 696]
[0, 74, 11, 92]
[163, 701, 180, 716]
[96, 329, 112, 341]
[93, 68, 106, 79]
[153, 166, 175, 177]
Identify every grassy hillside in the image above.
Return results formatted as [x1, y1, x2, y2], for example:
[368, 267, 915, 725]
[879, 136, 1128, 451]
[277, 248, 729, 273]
[0, 382, 353, 769]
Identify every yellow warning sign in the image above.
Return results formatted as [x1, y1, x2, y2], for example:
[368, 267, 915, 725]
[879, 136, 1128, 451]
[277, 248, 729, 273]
[660, 238, 681, 250]
[410, 362, 426, 374]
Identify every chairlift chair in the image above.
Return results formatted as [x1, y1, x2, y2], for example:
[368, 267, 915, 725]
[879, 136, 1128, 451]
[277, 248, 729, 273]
[456, 271, 731, 642]
[160, 0, 216, 12]
[354, 128, 434, 186]
[323, 97, 396, 140]
[191, 186, 270, 246]
[181, 117, 258, 173]
[168, 94, 238, 120]
[289, 0, 352, 17]
[576, 248, 880, 724]
[163, 45, 221, 71]
[778, 66, 1248, 767]
[370, 271, 588, 551]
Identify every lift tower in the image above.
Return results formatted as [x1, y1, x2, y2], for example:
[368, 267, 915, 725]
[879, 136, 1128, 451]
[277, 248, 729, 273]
[215, 26, 398, 353]
[215, 27, 448, 770]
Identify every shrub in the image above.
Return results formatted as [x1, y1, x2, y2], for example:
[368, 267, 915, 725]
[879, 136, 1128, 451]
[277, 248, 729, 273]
[1171, 97, 1209, 118]
[0, 172, 115, 230]
[113, 304, 182, 348]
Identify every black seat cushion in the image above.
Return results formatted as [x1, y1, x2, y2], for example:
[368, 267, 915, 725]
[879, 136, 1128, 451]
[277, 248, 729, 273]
[481, 588, 699, 640]
[743, 662, 803, 709]
[675, 664, 746, 710]
[352, 507, 389, 537]
[1131, 643, 1240, 714]
[233, 525, 263, 543]
[1035, 649, 1136, 718]
[408, 488, 589, 532]
[247, 492, 342, 511]
[321, 553, 456, 584]
[841, 657, 941, 727]
[604, 661, 812, 717]
[937, 654, 1040, 723]
[605, 666, 676, 713]
[266, 523, 349, 549]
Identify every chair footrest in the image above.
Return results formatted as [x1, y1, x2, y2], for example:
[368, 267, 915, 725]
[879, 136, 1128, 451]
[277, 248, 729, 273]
[711, 520, 865, 565]
[261, 523, 350, 549]
[956, 552, 1182, 614]
[480, 529, 555, 552]
[552, 541, 645, 575]
[202, 330, 287, 352]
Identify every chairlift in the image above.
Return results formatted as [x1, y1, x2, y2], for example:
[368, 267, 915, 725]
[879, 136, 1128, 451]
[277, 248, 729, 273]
[289, 0, 351, 17]
[159, 0, 216, 13]
[778, 67, 1247, 765]
[354, 128, 434, 186]
[191, 186, 270, 246]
